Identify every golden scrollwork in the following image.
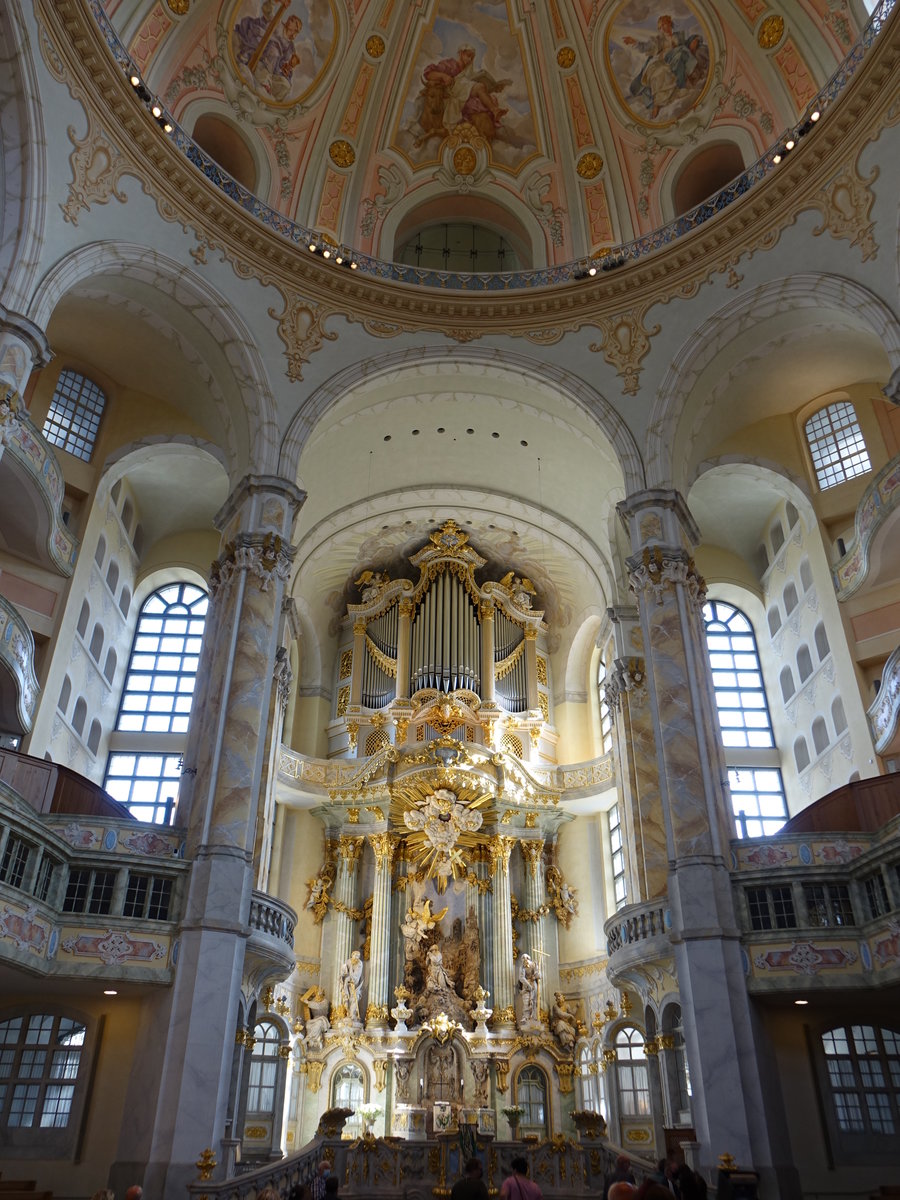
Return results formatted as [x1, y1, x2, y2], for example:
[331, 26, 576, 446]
[494, 1056, 511, 1091]
[656, 1033, 675, 1051]
[366, 1004, 390, 1025]
[338, 835, 365, 866]
[366, 34, 385, 58]
[337, 686, 350, 716]
[757, 14, 785, 49]
[369, 832, 397, 869]
[306, 1061, 325, 1093]
[347, 807, 360, 824]
[196, 1147, 217, 1181]
[519, 839, 544, 878]
[339, 649, 353, 679]
[577, 152, 604, 179]
[487, 835, 516, 873]
[557, 46, 575, 69]
[496, 1007, 516, 1027]
[536, 656, 548, 686]
[166, 0, 189, 13]
[556, 1062, 574, 1093]
[372, 1058, 389, 1090]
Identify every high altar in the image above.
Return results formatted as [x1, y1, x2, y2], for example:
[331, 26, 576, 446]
[276, 522, 586, 1147]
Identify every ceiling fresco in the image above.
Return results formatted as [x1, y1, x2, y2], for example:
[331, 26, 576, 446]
[111, 0, 862, 264]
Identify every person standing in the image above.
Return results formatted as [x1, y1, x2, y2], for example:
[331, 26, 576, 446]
[451, 1157, 489, 1200]
[499, 1156, 542, 1200]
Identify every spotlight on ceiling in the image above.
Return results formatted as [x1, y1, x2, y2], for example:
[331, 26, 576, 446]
[308, 241, 317, 252]
[163, 121, 173, 134]
[772, 152, 783, 164]
[130, 73, 141, 87]
[151, 103, 163, 118]
[810, 109, 820, 122]
[785, 138, 795, 151]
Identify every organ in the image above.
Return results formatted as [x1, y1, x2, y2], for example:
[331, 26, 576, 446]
[330, 521, 554, 762]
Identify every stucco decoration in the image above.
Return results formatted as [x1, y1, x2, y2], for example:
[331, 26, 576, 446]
[268, 288, 337, 382]
[606, 1, 713, 128]
[589, 304, 662, 396]
[392, 0, 538, 173]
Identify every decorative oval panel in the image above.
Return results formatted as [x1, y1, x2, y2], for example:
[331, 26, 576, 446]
[227, 0, 337, 109]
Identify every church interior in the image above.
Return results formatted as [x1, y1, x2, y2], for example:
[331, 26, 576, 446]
[0, 0, 899, 1197]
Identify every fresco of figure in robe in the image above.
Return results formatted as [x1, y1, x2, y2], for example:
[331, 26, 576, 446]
[229, 0, 335, 107]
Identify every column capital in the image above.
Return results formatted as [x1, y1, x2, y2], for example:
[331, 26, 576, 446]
[626, 545, 707, 610]
[338, 835, 366, 869]
[488, 834, 516, 873]
[616, 489, 701, 551]
[368, 832, 398, 869]
[604, 656, 648, 712]
[209, 532, 294, 599]
[215, 474, 306, 540]
[519, 839, 544, 878]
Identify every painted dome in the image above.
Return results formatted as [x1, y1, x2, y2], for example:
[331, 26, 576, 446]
[108, 0, 863, 268]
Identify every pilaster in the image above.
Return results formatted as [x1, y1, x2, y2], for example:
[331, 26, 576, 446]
[488, 834, 516, 1024]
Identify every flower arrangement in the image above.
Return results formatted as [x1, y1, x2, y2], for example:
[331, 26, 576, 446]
[501, 1105, 524, 1120]
[357, 1102, 381, 1125]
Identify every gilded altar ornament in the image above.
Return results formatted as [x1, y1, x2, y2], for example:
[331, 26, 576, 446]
[453, 146, 477, 176]
[546, 865, 579, 928]
[757, 14, 785, 49]
[719, 1153, 738, 1172]
[619, 990, 632, 1017]
[196, 1147, 216, 1180]
[577, 152, 604, 179]
[329, 139, 356, 168]
[604, 999, 618, 1022]
[399, 783, 490, 885]
[557, 46, 576, 68]
[306, 861, 336, 923]
[366, 34, 385, 58]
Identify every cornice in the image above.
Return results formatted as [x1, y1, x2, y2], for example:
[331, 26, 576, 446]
[40, 0, 900, 337]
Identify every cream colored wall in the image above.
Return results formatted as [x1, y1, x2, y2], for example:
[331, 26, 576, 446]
[272, 806, 324, 960]
[556, 812, 609, 965]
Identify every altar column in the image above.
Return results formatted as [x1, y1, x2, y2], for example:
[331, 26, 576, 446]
[331, 835, 365, 1014]
[480, 602, 495, 703]
[395, 600, 413, 701]
[618, 489, 791, 1191]
[519, 839, 548, 1005]
[366, 833, 396, 1028]
[489, 835, 516, 1025]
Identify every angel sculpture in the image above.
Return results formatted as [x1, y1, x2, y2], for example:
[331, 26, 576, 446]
[305, 862, 336, 924]
[498, 571, 537, 610]
[403, 787, 483, 879]
[546, 865, 579, 928]
[400, 897, 449, 945]
[354, 569, 390, 602]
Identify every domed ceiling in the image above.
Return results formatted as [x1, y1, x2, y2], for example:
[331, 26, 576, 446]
[109, 0, 859, 266]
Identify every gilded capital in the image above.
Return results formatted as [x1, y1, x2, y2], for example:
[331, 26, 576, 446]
[519, 839, 544, 878]
[369, 832, 397, 869]
[338, 835, 365, 869]
[353, 620, 367, 636]
[399, 599, 414, 618]
[488, 835, 516, 873]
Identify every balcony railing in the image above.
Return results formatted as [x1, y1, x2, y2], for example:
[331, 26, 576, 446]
[0, 595, 40, 733]
[867, 643, 900, 754]
[248, 891, 296, 951]
[0, 405, 78, 575]
[604, 899, 670, 977]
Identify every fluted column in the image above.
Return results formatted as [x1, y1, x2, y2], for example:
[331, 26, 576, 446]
[396, 600, 413, 701]
[519, 839, 547, 1008]
[524, 629, 539, 711]
[366, 833, 396, 1027]
[331, 835, 365, 1013]
[489, 835, 516, 1024]
[618, 489, 787, 1188]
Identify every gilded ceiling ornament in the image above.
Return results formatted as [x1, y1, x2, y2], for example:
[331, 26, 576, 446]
[403, 787, 484, 881]
[166, 0, 189, 13]
[557, 47, 576, 69]
[452, 146, 477, 176]
[329, 139, 356, 168]
[757, 14, 785, 49]
[366, 34, 385, 58]
[576, 152, 604, 180]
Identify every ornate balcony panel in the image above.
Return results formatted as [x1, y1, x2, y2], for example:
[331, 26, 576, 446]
[867, 643, 900, 753]
[0, 398, 79, 576]
[0, 595, 40, 733]
[604, 898, 671, 983]
[0, 784, 188, 983]
[244, 889, 297, 993]
[832, 454, 900, 600]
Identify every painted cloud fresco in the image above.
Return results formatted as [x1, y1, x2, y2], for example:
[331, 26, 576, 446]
[394, 0, 538, 171]
[228, 0, 336, 108]
[607, 0, 712, 128]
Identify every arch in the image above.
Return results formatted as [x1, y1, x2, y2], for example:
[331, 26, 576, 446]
[646, 275, 900, 491]
[771, 521, 786, 555]
[76, 600, 90, 639]
[87, 719, 101, 755]
[672, 140, 746, 218]
[614, 1025, 650, 1116]
[514, 1063, 550, 1137]
[121, 497, 134, 533]
[814, 622, 830, 661]
[58, 674, 71, 714]
[29, 243, 279, 478]
[103, 648, 117, 684]
[805, 400, 872, 490]
[832, 698, 848, 737]
[800, 558, 814, 593]
[94, 535, 106, 568]
[191, 112, 259, 192]
[812, 716, 830, 756]
[105, 559, 120, 595]
[72, 697, 87, 736]
[767, 607, 782, 637]
[331, 1061, 366, 1138]
[89, 622, 104, 662]
[797, 645, 813, 683]
[783, 582, 798, 614]
[780, 666, 795, 703]
[794, 736, 810, 773]
[118, 586, 131, 618]
[278, 347, 646, 495]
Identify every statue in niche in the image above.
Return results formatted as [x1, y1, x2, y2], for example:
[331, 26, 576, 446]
[339, 949, 364, 1023]
[550, 992, 578, 1053]
[301, 986, 331, 1051]
[426, 944, 455, 991]
[517, 952, 540, 1024]
[469, 1056, 490, 1107]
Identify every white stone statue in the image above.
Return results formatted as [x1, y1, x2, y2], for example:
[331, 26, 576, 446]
[517, 952, 540, 1024]
[301, 987, 331, 1051]
[339, 949, 364, 1023]
[401, 897, 448, 946]
[425, 944, 455, 992]
[550, 991, 578, 1052]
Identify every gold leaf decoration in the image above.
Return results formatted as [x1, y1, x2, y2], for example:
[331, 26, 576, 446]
[557, 47, 576, 69]
[757, 14, 785, 49]
[329, 139, 356, 168]
[366, 35, 385, 58]
[576, 152, 603, 180]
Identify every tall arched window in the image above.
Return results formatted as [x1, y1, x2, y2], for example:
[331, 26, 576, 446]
[578, 1045, 598, 1112]
[245, 1020, 281, 1114]
[42, 369, 106, 462]
[104, 583, 208, 824]
[703, 600, 788, 837]
[597, 659, 613, 755]
[615, 1027, 650, 1115]
[331, 1062, 365, 1138]
[822, 1025, 900, 1135]
[805, 401, 871, 490]
[516, 1065, 549, 1137]
[662, 1005, 692, 1126]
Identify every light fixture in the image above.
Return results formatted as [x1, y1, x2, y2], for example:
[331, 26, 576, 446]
[810, 109, 820, 122]
[307, 241, 317, 252]
[335, 254, 344, 264]
[322, 248, 331, 258]
[104, 989, 118, 996]
[130, 73, 141, 87]
[785, 138, 795, 151]
[163, 121, 173, 134]
[151, 103, 162, 118]
[772, 152, 782, 164]
[794, 999, 809, 1006]
[350, 260, 358, 269]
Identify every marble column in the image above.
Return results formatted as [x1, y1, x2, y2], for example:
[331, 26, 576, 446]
[604, 606, 668, 902]
[480, 602, 495, 703]
[366, 833, 396, 1027]
[331, 834, 365, 1014]
[473, 849, 494, 1000]
[130, 475, 304, 1199]
[519, 838, 547, 1009]
[489, 835, 516, 1025]
[618, 489, 790, 1189]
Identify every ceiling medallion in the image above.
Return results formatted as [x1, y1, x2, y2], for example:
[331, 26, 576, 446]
[577, 152, 604, 180]
[329, 139, 356, 168]
[556, 47, 576, 69]
[757, 14, 785, 49]
[452, 146, 477, 176]
[366, 34, 385, 59]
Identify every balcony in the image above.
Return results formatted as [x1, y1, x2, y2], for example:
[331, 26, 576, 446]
[604, 898, 671, 982]
[0, 405, 79, 576]
[0, 595, 40, 734]
[868, 643, 900, 755]
[0, 783, 187, 983]
[732, 814, 900, 993]
[244, 890, 297, 992]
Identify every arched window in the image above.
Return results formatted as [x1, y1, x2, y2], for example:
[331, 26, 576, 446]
[783, 583, 798, 615]
[609, 802, 627, 909]
[120, 498, 134, 533]
[104, 582, 209, 824]
[246, 1020, 281, 1114]
[812, 717, 830, 756]
[58, 676, 71, 714]
[516, 1065, 549, 1137]
[615, 1027, 650, 1116]
[786, 501, 800, 529]
[94, 536, 106, 568]
[578, 1045, 598, 1113]
[331, 1063, 365, 1139]
[72, 698, 87, 737]
[118, 586, 131, 618]
[805, 402, 871, 490]
[800, 559, 813, 593]
[832, 698, 848, 736]
[103, 649, 117, 684]
[661, 1005, 692, 1126]
[814, 623, 830, 662]
[598, 659, 613, 755]
[822, 1025, 900, 1134]
[105, 560, 119, 595]
[797, 646, 813, 683]
[771, 522, 785, 554]
[780, 666, 795, 704]
[767, 607, 782, 637]
[42, 369, 106, 462]
[794, 737, 810, 773]
[76, 601, 90, 639]
[87, 720, 101, 756]
[704, 601, 788, 836]
[89, 623, 103, 662]
[0, 1013, 86, 1130]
